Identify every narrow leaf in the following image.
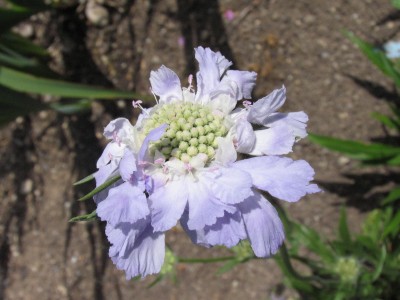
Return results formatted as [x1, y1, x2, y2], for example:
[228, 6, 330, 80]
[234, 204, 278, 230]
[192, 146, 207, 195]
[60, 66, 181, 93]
[388, 154, 400, 165]
[309, 133, 400, 161]
[217, 259, 242, 274]
[4, 0, 47, 9]
[0, 7, 33, 33]
[69, 210, 97, 222]
[383, 210, 400, 237]
[0, 85, 47, 126]
[1, 31, 49, 57]
[73, 173, 95, 186]
[392, 0, 400, 9]
[78, 175, 121, 201]
[371, 246, 387, 281]
[338, 207, 352, 246]
[347, 32, 400, 87]
[382, 186, 400, 205]
[50, 100, 92, 114]
[0, 66, 149, 100]
[371, 112, 400, 130]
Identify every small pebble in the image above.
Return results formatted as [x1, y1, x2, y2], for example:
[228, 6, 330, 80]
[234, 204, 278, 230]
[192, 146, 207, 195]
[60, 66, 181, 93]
[85, 1, 109, 26]
[20, 179, 33, 195]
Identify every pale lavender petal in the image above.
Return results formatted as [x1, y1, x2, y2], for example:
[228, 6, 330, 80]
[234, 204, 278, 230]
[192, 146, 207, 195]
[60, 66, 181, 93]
[106, 221, 144, 258]
[97, 182, 149, 226]
[187, 177, 236, 230]
[103, 118, 134, 142]
[195, 47, 232, 100]
[149, 179, 188, 232]
[247, 85, 286, 124]
[208, 82, 238, 114]
[149, 65, 182, 103]
[214, 136, 237, 165]
[234, 156, 321, 202]
[195, 46, 232, 78]
[213, 50, 233, 75]
[94, 159, 119, 186]
[145, 171, 167, 194]
[237, 192, 284, 257]
[108, 220, 165, 279]
[203, 211, 246, 248]
[210, 167, 253, 204]
[264, 111, 308, 139]
[93, 178, 123, 204]
[180, 210, 211, 247]
[234, 119, 256, 153]
[96, 142, 125, 168]
[223, 70, 257, 100]
[248, 126, 295, 156]
[119, 149, 137, 182]
[138, 124, 168, 161]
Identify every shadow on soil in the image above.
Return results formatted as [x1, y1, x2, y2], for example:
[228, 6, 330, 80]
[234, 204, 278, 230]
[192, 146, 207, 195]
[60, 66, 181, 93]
[317, 171, 400, 211]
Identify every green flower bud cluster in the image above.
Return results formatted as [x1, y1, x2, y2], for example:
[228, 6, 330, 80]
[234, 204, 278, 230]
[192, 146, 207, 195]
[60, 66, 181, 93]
[232, 240, 254, 260]
[160, 248, 177, 276]
[142, 102, 228, 162]
[333, 257, 360, 283]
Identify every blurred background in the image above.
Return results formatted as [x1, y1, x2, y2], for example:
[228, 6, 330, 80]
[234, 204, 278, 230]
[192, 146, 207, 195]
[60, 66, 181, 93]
[1, 0, 399, 299]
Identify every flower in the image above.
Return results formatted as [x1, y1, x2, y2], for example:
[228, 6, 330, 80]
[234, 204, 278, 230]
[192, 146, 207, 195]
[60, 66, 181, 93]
[94, 47, 320, 279]
[384, 41, 400, 59]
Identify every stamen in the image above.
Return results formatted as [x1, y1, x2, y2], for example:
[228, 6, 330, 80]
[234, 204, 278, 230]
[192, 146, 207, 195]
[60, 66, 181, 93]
[132, 100, 150, 117]
[185, 163, 193, 172]
[243, 100, 252, 108]
[154, 158, 165, 165]
[132, 100, 143, 108]
[138, 161, 149, 166]
[149, 87, 159, 104]
[188, 74, 194, 92]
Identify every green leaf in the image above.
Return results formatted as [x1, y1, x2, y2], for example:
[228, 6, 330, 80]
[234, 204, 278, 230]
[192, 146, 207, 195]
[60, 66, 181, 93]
[1, 31, 49, 57]
[371, 246, 387, 281]
[147, 275, 164, 288]
[73, 173, 95, 186]
[69, 210, 97, 222]
[387, 154, 400, 165]
[5, 0, 47, 9]
[382, 186, 400, 205]
[392, 0, 400, 9]
[0, 66, 149, 100]
[383, 210, 400, 237]
[309, 133, 400, 161]
[50, 99, 92, 114]
[347, 32, 400, 87]
[0, 85, 47, 125]
[78, 175, 121, 201]
[371, 112, 400, 130]
[0, 7, 33, 33]
[291, 222, 335, 263]
[274, 251, 315, 293]
[217, 259, 242, 274]
[338, 207, 352, 246]
[0, 49, 55, 77]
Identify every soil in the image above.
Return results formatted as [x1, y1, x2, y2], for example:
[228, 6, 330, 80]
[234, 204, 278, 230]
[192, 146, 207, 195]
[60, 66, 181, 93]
[1, 0, 399, 299]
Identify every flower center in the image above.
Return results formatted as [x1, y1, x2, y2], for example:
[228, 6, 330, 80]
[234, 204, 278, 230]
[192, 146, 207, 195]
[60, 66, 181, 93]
[142, 102, 228, 162]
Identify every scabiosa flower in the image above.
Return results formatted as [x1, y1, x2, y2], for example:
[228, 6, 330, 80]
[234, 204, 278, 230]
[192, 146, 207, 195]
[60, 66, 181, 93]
[94, 46, 320, 279]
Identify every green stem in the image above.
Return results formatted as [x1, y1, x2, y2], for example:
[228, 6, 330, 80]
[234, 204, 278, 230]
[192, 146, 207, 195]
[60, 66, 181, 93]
[178, 256, 235, 264]
[279, 243, 309, 281]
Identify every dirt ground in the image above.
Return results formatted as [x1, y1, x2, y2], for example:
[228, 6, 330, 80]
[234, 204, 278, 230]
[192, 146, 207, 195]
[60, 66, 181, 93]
[1, 0, 399, 299]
